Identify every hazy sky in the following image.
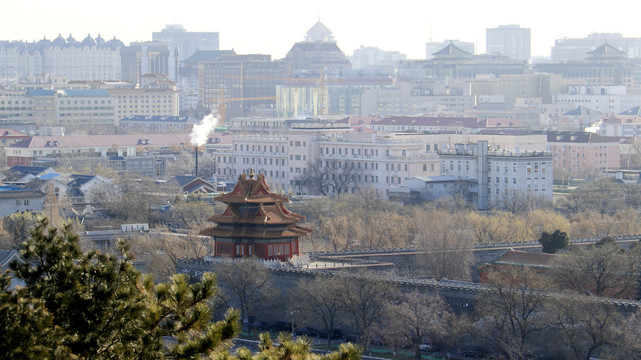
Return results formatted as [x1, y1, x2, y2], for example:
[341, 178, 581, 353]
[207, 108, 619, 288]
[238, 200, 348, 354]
[4, 0, 640, 59]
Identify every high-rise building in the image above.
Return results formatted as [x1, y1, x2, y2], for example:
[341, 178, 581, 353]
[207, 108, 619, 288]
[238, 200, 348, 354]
[120, 41, 179, 85]
[198, 54, 289, 121]
[350, 46, 406, 68]
[152, 24, 219, 61]
[486, 25, 531, 60]
[178, 50, 237, 113]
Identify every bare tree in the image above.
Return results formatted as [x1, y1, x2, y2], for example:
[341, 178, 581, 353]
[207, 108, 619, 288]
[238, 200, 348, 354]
[551, 242, 640, 298]
[607, 309, 641, 359]
[549, 296, 622, 360]
[292, 275, 345, 344]
[411, 209, 474, 280]
[215, 260, 279, 333]
[128, 231, 210, 281]
[501, 190, 552, 214]
[297, 161, 332, 196]
[337, 273, 393, 347]
[383, 290, 453, 360]
[170, 199, 217, 229]
[317, 214, 360, 251]
[476, 266, 552, 359]
[298, 160, 359, 196]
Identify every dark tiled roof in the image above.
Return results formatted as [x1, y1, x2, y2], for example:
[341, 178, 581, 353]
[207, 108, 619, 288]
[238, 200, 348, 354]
[587, 41, 626, 58]
[0, 188, 45, 200]
[8, 138, 32, 149]
[67, 187, 85, 198]
[563, 106, 602, 116]
[7, 166, 50, 176]
[173, 175, 197, 186]
[288, 42, 344, 52]
[68, 174, 97, 187]
[492, 249, 556, 267]
[619, 106, 641, 116]
[432, 42, 472, 58]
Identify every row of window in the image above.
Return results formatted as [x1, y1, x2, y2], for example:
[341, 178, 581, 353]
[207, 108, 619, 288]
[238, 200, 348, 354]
[235, 144, 286, 153]
[322, 147, 381, 157]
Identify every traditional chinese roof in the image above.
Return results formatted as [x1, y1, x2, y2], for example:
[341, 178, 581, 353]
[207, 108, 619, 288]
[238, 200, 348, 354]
[587, 41, 626, 59]
[432, 42, 472, 59]
[215, 173, 290, 204]
[200, 172, 312, 240]
[306, 21, 334, 42]
[209, 203, 305, 225]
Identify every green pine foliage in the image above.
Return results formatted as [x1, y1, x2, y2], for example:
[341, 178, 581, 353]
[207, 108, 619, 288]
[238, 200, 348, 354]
[0, 218, 361, 360]
[538, 229, 569, 254]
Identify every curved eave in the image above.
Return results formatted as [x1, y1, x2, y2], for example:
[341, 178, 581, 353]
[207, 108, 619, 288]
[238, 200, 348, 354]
[214, 194, 290, 203]
[210, 216, 301, 225]
[200, 225, 312, 239]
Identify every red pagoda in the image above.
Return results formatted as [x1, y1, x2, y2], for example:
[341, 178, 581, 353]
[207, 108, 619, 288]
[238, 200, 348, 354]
[200, 172, 312, 261]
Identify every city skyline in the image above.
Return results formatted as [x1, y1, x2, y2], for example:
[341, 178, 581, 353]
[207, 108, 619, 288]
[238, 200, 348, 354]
[3, 0, 641, 59]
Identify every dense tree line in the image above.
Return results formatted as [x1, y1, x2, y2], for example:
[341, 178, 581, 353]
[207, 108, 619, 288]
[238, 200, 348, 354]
[290, 179, 641, 253]
[3, 219, 641, 359]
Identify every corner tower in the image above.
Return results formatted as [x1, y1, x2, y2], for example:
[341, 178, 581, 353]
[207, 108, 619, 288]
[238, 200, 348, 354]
[200, 172, 312, 261]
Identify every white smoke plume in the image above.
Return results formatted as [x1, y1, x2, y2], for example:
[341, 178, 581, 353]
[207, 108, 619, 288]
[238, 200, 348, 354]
[190, 114, 218, 146]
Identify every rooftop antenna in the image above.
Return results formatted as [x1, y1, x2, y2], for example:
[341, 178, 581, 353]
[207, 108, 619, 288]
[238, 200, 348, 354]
[428, 21, 433, 42]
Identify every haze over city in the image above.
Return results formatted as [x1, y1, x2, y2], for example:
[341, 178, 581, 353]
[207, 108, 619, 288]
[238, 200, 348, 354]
[4, 0, 641, 59]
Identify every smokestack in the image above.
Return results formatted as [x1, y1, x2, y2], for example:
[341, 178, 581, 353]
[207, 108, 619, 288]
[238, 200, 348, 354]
[195, 146, 199, 177]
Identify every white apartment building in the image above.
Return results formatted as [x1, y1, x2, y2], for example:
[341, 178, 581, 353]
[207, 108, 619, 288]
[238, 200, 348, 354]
[212, 123, 548, 198]
[440, 140, 553, 209]
[28, 89, 116, 127]
[0, 35, 123, 84]
[0, 90, 34, 120]
[553, 86, 641, 114]
[42, 35, 122, 81]
[108, 88, 179, 122]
